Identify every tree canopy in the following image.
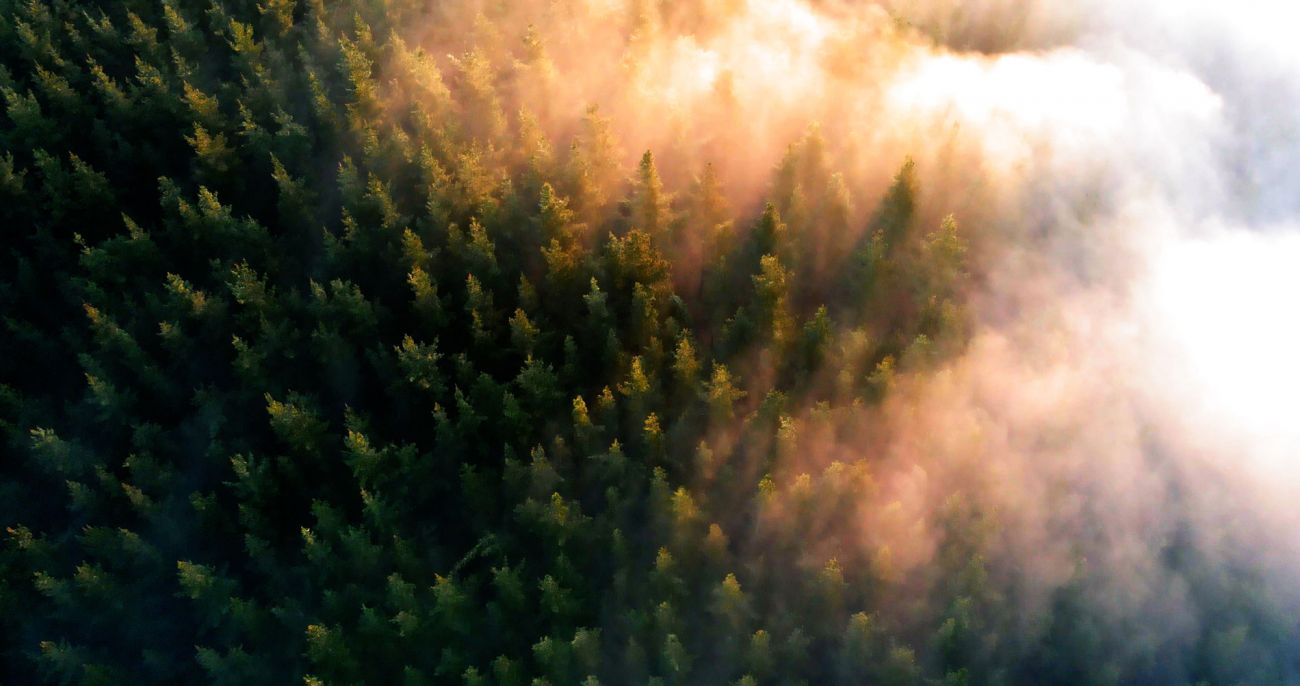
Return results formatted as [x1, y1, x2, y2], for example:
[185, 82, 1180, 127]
[0, 1, 1294, 685]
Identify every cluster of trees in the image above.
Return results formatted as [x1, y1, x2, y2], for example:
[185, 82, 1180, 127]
[0, 0, 1294, 684]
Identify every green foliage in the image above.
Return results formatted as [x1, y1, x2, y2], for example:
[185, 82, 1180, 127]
[0, 2, 1280, 686]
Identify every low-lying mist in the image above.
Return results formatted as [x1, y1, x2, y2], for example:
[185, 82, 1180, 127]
[398, 0, 1300, 665]
[6, 0, 1297, 681]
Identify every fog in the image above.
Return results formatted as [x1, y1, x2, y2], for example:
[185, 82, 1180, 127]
[402, 0, 1300, 661]
[876, 0, 1300, 656]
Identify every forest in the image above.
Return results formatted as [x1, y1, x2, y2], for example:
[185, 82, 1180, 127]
[1, 0, 1297, 684]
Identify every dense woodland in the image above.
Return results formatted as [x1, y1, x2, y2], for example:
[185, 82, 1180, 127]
[0, 0, 1296, 684]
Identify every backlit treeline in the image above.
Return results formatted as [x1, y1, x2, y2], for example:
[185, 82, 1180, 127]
[0, 0, 1293, 685]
